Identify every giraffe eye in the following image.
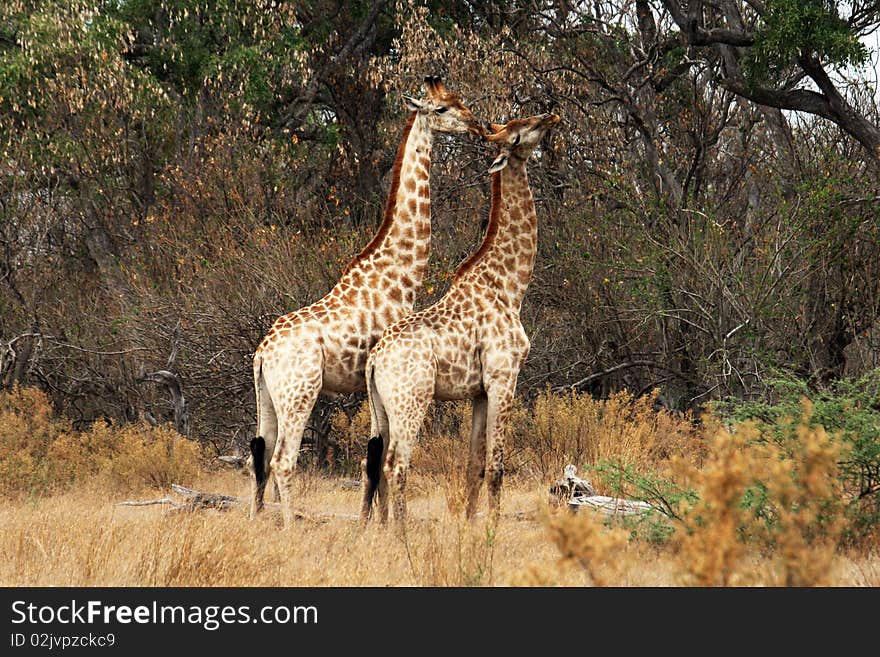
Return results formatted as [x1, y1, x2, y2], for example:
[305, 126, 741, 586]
[435, 107, 449, 114]
[513, 134, 520, 145]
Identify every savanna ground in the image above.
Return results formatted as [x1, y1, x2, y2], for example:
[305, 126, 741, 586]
[2, 384, 878, 587]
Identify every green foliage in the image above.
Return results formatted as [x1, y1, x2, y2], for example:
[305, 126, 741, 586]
[108, 0, 307, 107]
[712, 369, 880, 537]
[0, 1, 172, 192]
[747, 0, 869, 83]
[590, 460, 696, 544]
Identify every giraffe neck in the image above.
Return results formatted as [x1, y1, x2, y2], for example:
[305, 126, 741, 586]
[341, 112, 433, 306]
[453, 159, 537, 310]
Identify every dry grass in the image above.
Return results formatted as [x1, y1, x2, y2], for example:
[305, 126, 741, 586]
[0, 471, 571, 587]
[2, 386, 878, 587]
[0, 467, 875, 587]
[0, 385, 201, 497]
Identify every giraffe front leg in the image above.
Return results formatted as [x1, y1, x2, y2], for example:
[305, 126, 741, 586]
[484, 377, 517, 525]
[465, 393, 488, 520]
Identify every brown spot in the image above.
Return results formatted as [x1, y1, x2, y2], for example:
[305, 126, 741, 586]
[417, 185, 429, 199]
[415, 243, 428, 259]
[398, 253, 414, 267]
[388, 286, 402, 303]
[419, 201, 430, 215]
[407, 198, 418, 214]
[405, 178, 417, 192]
[399, 239, 414, 251]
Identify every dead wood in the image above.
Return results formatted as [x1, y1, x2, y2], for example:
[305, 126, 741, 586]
[549, 464, 654, 517]
[117, 484, 358, 522]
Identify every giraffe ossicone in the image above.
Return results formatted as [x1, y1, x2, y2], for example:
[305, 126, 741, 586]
[249, 78, 484, 527]
[361, 112, 561, 531]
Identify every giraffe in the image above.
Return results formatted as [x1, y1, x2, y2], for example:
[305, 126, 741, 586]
[250, 77, 483, 526]
[361, 112, 560, 530]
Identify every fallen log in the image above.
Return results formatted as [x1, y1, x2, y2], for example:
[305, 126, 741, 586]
[116, 484, 357, 521]
[217, 455, 245, 468]
[548, 464, 597, 506]
[568, 495, 653, 516]
[117, 498, 177, 507]
[171, 484, 240, 511]
[549, 464, 654, 517]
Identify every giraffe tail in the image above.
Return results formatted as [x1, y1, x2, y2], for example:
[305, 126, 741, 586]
[250, 353, 271, 512]
[363, 362, 384, 512]
[250, 435, 266, 488]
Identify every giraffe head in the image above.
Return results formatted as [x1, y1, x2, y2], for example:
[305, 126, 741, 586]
[403, 75, 484, 137]
[484, 113, 560, 171]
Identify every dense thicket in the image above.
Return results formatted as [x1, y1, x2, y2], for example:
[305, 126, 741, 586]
[1, 1, 878, 459]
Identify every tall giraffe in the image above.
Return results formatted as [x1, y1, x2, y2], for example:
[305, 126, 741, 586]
[251, 77, 483, 526]
[361, 113, 560, 529]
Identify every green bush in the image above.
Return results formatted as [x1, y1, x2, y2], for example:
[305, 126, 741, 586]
[711, 370, 880, 540]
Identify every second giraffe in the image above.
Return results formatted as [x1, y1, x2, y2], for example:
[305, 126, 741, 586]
[361, 112, 560, 531]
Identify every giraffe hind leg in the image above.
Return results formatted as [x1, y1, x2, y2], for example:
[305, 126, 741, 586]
[272, 388, 321, 529]
[465, 393, 488, 520]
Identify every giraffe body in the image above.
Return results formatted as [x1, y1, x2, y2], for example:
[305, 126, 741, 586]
[250, 79, 482, 526]
[362, 113, 560, 529]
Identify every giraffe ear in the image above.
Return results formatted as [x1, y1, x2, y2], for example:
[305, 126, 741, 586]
[403, 95, 424, 112]
[487, 153, 508, 173]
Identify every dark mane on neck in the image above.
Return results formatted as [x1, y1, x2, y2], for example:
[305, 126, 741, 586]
[343, 111, 418, 273]
[452, 170, 502, 281]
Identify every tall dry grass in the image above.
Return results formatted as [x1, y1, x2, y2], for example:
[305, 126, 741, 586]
[0, 386, 201, 497]
[1, 386, 877, 586]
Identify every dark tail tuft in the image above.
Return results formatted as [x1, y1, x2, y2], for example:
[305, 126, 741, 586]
[365, 435, 383, 508]
[250, 436, 266, 486]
